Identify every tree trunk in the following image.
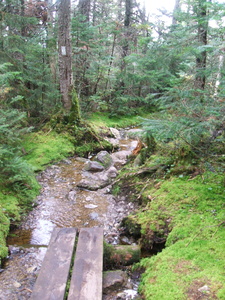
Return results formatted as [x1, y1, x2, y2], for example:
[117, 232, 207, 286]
[46, 0, 57, 83]
[119, 0, 132, 90]
[195, 0, 209, 90]
[105, 27, 117, 91]
[78, 0, 91, 22]
[214, 49, 225, 96]
[58, 0, 73, 111]
[172, 0, 180, 26]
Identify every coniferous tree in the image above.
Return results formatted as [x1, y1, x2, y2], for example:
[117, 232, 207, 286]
[58, 0, 73, 111]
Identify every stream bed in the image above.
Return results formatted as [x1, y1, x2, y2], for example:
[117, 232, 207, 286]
[0, 129, 142, 300]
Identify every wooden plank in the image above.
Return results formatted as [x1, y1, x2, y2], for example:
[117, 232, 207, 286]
[30, 227, 77, 300]
[68, 227, 104, 300]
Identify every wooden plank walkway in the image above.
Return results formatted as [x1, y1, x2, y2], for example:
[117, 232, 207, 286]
[30, 227, 77, 300]
[30, 227, 103, 300]
[68, 227, 103, 300]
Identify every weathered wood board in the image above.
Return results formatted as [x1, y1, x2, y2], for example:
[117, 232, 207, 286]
[68, 227, 104, 300]
[30, 227, 77, 300]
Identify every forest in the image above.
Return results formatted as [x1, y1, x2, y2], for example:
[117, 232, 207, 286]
[1, 0, 225, 299]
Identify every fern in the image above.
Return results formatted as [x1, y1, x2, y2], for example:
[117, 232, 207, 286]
[0, 108, 35, 192]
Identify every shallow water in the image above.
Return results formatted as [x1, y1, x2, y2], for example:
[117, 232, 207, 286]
[1, 132, 140, 299]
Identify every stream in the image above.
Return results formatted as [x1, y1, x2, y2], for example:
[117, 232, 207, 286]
[0, 128, 142, 300]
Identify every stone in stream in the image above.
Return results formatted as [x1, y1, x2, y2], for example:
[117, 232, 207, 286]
[67, 190, 76, 202]
[95, 151, 113, 169]
[84, 161, 105, 172]
[77, 174, 112, 191]
[85, 204, 98, 209]
[103, 270, 128, 293]
[111, 150, 132, 167]
[89, 212, 99, 220]
[110, 128, 121, 139]
[106, 166, 118, 178]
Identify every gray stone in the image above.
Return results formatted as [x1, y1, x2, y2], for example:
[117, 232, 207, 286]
[95, 151, 113, 169]
[110, 128, 121, 139]
[103, 270, 128, 293]
[77, 176, 111, 190]
[89, 212, 99, 220]
[67, 190, 76, 202]
[85, 204, 98, 209]
[106, 166, 118, 178]
[84, 161, 105, 172]
[111, 150, 131, 166]
[75, 157, 88, 163]
[198, 285, 210, 293]
[133, 154, 142, 167]
[117, 290, 138, 299]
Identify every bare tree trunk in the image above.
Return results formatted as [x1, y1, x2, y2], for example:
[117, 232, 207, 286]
[195, 0, 210, 90]
[172, 0, 180, 25]
[46, 0, 57, 83]
[58, 0, 73, 111]
[105, 28, 117, 91]
[78, 0, 91, 22]
[214, 49, 225, 96]
[119, 0, 132, 89]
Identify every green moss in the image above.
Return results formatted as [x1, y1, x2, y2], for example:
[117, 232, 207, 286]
[22, 131, 75, 171]
[0, 193, 21, 222]
[88, 112, 151, 129]
[134, 173, 225, 299]
[0, 209, 10, 265]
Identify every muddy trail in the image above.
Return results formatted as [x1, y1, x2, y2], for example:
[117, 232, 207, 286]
[0, 129, 142, 300]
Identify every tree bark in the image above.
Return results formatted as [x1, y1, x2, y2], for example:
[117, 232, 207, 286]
[172, 0, 180, 26]
[214, 50, 225, 96]
[195, 0, 210, 90]
[78, 0, 91, 22]
[58, 0, 73, 111]
[119, 0, 132, 89]
[46, 0, 57, 83]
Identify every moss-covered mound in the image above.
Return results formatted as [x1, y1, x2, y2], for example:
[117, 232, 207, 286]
[125, 173, 225, 299]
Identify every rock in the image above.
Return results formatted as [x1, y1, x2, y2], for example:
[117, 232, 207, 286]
[104, 137, 120, 148]
[198, 285, 210, 293]
[103, 270, 128, 293]
[67, 190, 76, 202]
[111, 150, 131, 167]
[105, 245, 141, 268]
[77, 177, 111, 190]
[133, 154, 142, 167]
[77, 171, 112, 190]
[89, 212, 99, 220]
[95, 151, 113, 169]
[61, 159, 72, 165]
[75, 157, 88, 163]
[85, 204, 98, 209]
[27, 266, 37, 273]
[110, 128, 121, 139]
[84, 161, 105, 172]
[106, 166, 118, 178]
[117, 289, 138, 299]
[120, 236, 136, 245]
[13, 281, 21, 288]
[130, 140, 139, 151]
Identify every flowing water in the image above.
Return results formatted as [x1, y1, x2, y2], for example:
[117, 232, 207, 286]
[0, 129, 141, 300]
